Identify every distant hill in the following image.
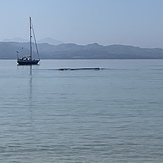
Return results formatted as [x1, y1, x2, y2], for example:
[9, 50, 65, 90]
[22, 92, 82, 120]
[2, 37, 64, 45]
[0, 42, 163, 59]
[37, 37, 64, 45]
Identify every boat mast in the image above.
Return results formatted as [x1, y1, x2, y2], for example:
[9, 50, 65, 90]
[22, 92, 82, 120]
[29, 17, 32, 60]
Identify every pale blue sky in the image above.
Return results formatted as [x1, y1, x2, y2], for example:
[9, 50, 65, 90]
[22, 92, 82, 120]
[0, 0, 163, 47]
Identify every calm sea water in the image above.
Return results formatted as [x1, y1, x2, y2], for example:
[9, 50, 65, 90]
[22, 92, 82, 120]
[0, 59, 163, 163]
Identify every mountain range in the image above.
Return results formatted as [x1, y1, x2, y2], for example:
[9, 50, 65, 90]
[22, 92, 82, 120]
[0, 41, 163, 59]
[3, 37, 64, 45]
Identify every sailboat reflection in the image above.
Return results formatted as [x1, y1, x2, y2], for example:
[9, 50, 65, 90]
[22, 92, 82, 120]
[29, 65, 33, 101]
[28, 65, 35, 140]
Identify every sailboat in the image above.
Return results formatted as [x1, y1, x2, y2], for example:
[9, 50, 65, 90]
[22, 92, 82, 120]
[17, 17, 40, 65]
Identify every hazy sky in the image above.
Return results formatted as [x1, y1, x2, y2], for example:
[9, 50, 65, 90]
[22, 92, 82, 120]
[0, 0, 163, 47]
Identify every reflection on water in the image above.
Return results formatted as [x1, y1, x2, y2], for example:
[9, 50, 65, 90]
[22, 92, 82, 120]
[29, 65, 34, 133]
[29, 65, 33, 100]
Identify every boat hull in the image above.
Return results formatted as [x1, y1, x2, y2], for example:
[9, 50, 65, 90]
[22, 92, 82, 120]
[17, 59, 40, 65]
